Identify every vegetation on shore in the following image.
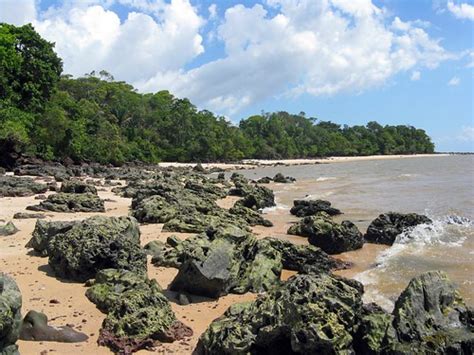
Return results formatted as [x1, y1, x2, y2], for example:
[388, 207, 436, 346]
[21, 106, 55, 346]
[0, 23, 435, 167]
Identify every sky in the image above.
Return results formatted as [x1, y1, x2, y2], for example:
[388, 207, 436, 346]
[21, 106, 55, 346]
[1, 0, 473, 152]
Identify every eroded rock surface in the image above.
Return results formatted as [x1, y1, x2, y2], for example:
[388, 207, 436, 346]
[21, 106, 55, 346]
[0, 176, 47, 197]
[60, 180, 98, 195]
[288, 212, 363, 254]
[26, 193, 105, 213]
[290, 199, 342, 217]
[0, 273, 22, 355]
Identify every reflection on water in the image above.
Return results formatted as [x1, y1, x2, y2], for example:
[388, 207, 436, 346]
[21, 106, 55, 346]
[238, 155, 474, 308]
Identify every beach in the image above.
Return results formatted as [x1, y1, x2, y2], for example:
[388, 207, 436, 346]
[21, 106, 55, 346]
[1, 153, 472, 354]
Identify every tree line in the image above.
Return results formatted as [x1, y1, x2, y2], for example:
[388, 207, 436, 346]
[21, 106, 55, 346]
[0, 23, 435, 167]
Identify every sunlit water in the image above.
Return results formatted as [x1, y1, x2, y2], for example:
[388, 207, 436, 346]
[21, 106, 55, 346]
[235, 156, 474, 309]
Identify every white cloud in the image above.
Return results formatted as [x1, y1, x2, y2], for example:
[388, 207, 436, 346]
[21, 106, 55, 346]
[448, 76, 460, 86]
[0, 0, 456, 116]
[5, 0, 205, 83]
[208, 4, 217, 19]
[458, 126, 474, 141]
[0, 0, 36, 25]
[138, 1, 452, 114]
[410, 71, 421, 81]
[447, 1, 474, 20]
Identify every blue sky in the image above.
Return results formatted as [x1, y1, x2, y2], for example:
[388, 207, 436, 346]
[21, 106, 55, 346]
[1, 0, 473, 151]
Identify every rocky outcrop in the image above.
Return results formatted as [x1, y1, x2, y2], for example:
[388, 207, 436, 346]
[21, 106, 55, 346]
[288, 212, 363, 254]
[46, 216, 146, 282]
[229, 173, 275, 210]
[26, 193, 105, 213]
[290, 199, 342, 217]
[273, 173, 296, 183]
[0, 176, 48, 197]
[60, 180, 98, 194]
[25, 220, 77, 256]
[228, 204, 273, 227]
[0, 222, 18, 237]
[86, 269, 192, 353]
[196, 273, 364, 354]
[20, 310, 88, 343]
[197, 271, 474, 354]
[152, 229, 342, 298]
[0, 273, 22, 355]
[13, 213, 47, 220]
[365, 212, 432, 245]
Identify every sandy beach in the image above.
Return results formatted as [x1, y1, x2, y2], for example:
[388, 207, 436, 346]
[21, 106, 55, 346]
[0, 178, 307, 354]
[157, 153, 449, 170]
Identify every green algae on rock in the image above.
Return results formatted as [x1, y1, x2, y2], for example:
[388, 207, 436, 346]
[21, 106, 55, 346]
[26, 192, 105, 213]
[287, 212, 363, 254]
[86, 269, 192, 353]
[0, 176, 48, 197]
[60, 179, 98, 194]
[0, 273, 22, 355]
[26, 220, 77, 256]
[290, 199, 342, 217]
[46, 216, 146, 282]
[0, 222, 19, 237]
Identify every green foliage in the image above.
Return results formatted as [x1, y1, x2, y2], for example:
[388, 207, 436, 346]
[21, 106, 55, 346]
[0, 24, 435, 166]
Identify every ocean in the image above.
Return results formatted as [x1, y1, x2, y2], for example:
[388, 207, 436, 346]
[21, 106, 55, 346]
[236, 155, 474, 310]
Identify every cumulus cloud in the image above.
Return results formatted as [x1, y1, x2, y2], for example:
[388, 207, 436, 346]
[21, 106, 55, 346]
[138, 1, 452, 114]
[457, 126, 474, 141]
[447, 1, 474, 20]
[0, 0, 456, 115]
[448, 76, 461, 86]
[0, 0, 36, 25]
[410, 71, 421, 81]
[4, 0, 205, 83]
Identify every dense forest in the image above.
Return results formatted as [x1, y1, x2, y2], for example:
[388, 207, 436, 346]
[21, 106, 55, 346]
[0, 23, 435, 167]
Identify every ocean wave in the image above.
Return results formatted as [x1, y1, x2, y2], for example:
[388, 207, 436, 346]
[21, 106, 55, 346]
[315, 176, 337, 182]
[397, 173, 418, 178]
[261, 203, 289, 214]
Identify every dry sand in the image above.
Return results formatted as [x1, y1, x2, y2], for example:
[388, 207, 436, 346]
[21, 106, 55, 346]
[158, 153, 448, 171]
[0, 175, 383, 354]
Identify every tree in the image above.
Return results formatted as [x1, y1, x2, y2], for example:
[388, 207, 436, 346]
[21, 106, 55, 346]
[0, 23, 63, 112]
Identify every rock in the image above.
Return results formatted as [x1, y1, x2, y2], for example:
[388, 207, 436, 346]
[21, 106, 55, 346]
[193, 163, 206, 173]
[156, 231, 283, 298]
[60, 180, 97, 195]
[290, 199, 342, 217]
[217, 172, 225, 181]
[47, 216, 146, 282]
[264, 237, 349, 273]
[256, 176, 272, 184]
[228, 204, 273, 227]
[273, 173, 296, 183]
[288, 212, 363, 254]
[177, 294, 191, 306]
[196, 273, 364, 354]
[365, 212, 432, 245]
[0, 176, 48, 197]
[20, 310, 88, 343]
[34, 194, 47, 200]
[0, 222, 18, 237]
[86, 269, 192, 353]
[25, 220, 77, 256]
[132, 195, 180, 223]
[143, 240, 166, 257]
[392, 271, 474, 353]
[26, 193, 105, 213]
[13, 213, 47, 220]
[0, 273, 22, 355]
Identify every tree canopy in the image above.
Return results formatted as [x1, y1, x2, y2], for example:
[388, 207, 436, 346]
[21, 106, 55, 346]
[0, 23, 434, 167]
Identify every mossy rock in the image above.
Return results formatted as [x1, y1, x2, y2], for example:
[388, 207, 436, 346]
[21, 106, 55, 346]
[0, 274, 22, 355]
[26, 192, 105, 213]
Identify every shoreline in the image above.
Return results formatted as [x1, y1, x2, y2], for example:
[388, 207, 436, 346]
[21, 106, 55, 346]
[158, 153, 450, 170]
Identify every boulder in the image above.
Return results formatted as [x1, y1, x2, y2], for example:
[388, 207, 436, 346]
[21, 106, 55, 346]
[26, 193, 105, 213]
[0, 176, 48, 197]
[273, 173, 296, 183]
[288, 212, 363, 254]
[229, 174, 275, 210]
[228, 204, 273, 227]
[60, 180, 97, 195]
[196, 273, 364, 354]
[25, 220, 77, 256]
[0, 222, 18, 237]
[392, 271, 474, 353]
[20, 310, 88, 343]
[47, 216, 146, 282]
[86, 269, 192, 353]
[290, 199, 341, 217]
[13, 213, 47, 220]
[365, 212, 432, 245]
[256, 176, 272, 184]
[0, 273, 22, 355]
